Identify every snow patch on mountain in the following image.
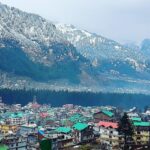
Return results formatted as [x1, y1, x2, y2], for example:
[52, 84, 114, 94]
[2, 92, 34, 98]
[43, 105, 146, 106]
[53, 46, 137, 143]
[125, 58, 146, 72]
[56, 23, 145, 62]
[1, 2, 150, 93]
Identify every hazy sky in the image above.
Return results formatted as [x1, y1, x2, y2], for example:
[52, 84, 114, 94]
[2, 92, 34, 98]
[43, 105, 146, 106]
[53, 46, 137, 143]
[1, 0, 150, 44]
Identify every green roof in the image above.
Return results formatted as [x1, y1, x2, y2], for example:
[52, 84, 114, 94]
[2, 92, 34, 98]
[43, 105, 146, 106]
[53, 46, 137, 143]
[131, 117, 141, 122]
[0, 145, 8, 150]
[73, 123, 89, 131]
[69, 114, 82, 122]
[9, 112, 23, 118]
[38, 126, 43, 130]
[56, 127, 71, 133]
[68, 113, 88, 124]
[133, 122, 150, 127]
[102, 110, 114, 117]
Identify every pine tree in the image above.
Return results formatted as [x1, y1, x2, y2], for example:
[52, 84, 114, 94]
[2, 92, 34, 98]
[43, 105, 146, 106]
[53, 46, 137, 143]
[118, 113, 134, 148]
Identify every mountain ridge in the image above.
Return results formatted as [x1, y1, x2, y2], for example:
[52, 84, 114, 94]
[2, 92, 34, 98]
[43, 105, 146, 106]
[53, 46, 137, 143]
[1, 2, 150, 94]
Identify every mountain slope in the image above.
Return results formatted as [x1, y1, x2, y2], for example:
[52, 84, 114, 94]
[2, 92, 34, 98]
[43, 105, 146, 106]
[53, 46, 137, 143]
[0, 3, 150, 93]
[56, 24, 144, 61]
[0, 3, 90, 83]
[56, 24, 149, 79]
[0, 39, 85, 83]
[141, 39, 150, 56]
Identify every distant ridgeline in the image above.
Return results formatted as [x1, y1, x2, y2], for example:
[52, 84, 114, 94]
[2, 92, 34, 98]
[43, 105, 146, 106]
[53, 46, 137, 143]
[0, 89, 150, 109]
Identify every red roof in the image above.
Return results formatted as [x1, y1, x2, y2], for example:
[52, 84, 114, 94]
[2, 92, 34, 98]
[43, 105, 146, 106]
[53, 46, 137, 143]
[32, 103, 40, 109]
[97, 121, 118, 129]
[39, 112, 48, 118]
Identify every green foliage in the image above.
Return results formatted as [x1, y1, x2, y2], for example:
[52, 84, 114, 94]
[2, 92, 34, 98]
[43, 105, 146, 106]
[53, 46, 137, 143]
[0, 144, 8, 150]
[118, 112, 134, 147]
[40, 140, 52, 150]
[1, 89, 150, 108]
[118, 112, 134, 136]
[80, 145, 91, 150]
[0, 39, 80, 83]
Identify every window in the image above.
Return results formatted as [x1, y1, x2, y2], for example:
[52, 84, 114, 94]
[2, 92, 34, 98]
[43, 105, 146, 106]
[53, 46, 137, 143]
[137, 137, 141, 140]
[137, 131, 140, 134]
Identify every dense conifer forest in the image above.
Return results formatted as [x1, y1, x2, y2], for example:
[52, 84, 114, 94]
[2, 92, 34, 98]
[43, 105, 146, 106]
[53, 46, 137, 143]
[0, 88, 150, 109]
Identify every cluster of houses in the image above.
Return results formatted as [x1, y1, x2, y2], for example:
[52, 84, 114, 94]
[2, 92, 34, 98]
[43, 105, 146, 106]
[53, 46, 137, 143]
[0, 98, 150, 149]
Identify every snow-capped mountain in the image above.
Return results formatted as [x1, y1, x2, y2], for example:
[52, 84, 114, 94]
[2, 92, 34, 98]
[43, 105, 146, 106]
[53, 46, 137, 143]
[0, 2, 90, 84]
[56, 23, 148, 76]
[1, 2, 150, 93]
[0, 3, 79, 65]
[56, 24, 145, 61]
